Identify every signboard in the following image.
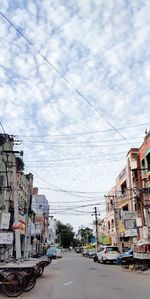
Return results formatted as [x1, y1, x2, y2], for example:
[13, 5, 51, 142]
[124, 229, 137, 237]
[121, 211, 136, 220]
[0, 232, 13, 244]
[91, 236, 96, 243]
[124, 219, 136, 229]
[118, 220, 126, 233]
[0, 212, 10, 229]
[100, 235, 111, 245]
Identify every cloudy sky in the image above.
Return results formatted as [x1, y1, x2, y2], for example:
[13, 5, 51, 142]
[0, 0, 150, 231]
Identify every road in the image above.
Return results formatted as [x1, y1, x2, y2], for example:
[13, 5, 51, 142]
[1, 252, 150, 298]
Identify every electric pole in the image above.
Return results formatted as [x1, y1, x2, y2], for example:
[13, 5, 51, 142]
[12, 153, 21, 259]
[94, 207, 99, 252]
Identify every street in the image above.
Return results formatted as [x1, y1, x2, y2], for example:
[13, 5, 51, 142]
[1, 252, 150, 299]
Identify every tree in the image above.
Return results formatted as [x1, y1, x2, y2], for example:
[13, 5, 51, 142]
[56, 221, 75, 248]
[78, 227, 94, 245]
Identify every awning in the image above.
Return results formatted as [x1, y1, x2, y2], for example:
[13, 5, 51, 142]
[116, 199, 129, 209]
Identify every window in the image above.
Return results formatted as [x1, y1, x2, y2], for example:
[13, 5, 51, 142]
[146, 153, 150, 172]
[111, 219, 114, 228]
[141, 158, 145, 168]
[121, 180, 127, 195]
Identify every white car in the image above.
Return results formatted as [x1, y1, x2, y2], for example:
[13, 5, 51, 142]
[97, 246, 120, 264]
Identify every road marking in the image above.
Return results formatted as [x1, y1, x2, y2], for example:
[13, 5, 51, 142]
[64, 281, 74, 286]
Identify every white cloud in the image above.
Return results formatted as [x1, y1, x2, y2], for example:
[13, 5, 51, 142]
[0, 0, 149, 229]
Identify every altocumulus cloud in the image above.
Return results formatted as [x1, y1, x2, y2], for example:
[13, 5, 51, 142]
[0, 0, 150, 229]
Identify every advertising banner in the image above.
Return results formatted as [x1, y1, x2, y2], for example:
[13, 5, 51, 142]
[121, 211, 136, 220]
[124, 229, 137, 237]
[0, 232, 13, 244]
[124, 219, 136, 229]
[0, 212, 10, 229]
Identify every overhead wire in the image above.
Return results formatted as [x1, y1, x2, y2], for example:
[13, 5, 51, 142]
[16, 122, 150, 137]
[0, 11, 133, 146]
[26, 158, 125, 168]
[0, 120, 6, 134]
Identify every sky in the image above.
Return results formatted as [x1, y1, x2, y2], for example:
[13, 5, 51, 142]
[0, 0, 150, 232]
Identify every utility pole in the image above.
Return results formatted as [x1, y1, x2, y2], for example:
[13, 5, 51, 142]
[94, 207, 99, 252]
[12, 153, 21, 260]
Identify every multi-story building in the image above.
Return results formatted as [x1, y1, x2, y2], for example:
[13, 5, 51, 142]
[138, 131, 150, 240]
[104, 132, 150, 249]
[31, 188, 49, 254]
[105, 186, 117, 245]
[0, 133, 34, 258]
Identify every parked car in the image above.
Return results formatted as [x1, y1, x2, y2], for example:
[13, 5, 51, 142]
[97, 246, 120, 264]
[56, 248, 63, 258]
[87, 249, 96, 258]
[46, 247, 57, 259]
[116, 248, 133, 265]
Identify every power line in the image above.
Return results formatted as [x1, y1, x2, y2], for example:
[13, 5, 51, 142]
[26, 157, 125, 168]
[0, 120, 6, 134]
[0, 11, 132, 146]
[16, 122, 150, 137]
[26, 167, 108, 199]
[22, 141, 140, 148]
[24, 151, 129, 163]
[20, 137, 143, 143]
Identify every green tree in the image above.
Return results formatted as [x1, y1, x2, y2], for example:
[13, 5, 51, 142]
[78, 227, 94, 245]
[56, 221, 75, 248]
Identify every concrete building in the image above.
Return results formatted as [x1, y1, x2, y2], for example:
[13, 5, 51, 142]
[31, 189, 49, 254]
[138, 131, 150, 240]
[105, 186, 117, 245]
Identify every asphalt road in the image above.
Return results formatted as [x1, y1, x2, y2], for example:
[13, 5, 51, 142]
[1, 253, 150, 298]
[51, 253, 150, 299]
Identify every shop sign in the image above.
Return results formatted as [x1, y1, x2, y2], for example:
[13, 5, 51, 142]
[121, 211, 136, 220]
[124, 219, 136, 229]
[0, 232, 13, 244]
[124, 229, 137, 237]
[118, 220, 126, 233]
[0, 212, 10, 229]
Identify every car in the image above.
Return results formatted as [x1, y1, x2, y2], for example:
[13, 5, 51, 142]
[56, 248, 63, 258]
[46, 247, 57, 259]
[116, 248, 133, 265]
[87, 249, 96, 258]
[97, 246, 120, 264]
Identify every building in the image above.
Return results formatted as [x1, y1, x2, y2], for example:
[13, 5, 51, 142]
[138, 131, 150, 240]
[0, 133, 34, 259]
[31, 189, 49, 254]
[103, 131, 150, 249]
[105, 186, 117, 245]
